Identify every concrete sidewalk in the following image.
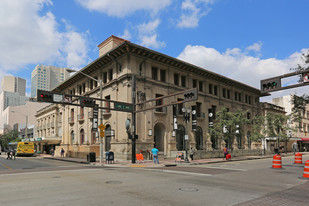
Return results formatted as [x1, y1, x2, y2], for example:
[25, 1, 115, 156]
[41, 153, 291, 168]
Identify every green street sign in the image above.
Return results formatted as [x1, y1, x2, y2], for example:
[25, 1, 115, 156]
[114, 102, 133, 112]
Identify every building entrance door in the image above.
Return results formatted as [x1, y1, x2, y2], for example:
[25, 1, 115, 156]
[105, 125, 111, 152]
[176, 125, 185, 151]
[154, 123, 165, 151]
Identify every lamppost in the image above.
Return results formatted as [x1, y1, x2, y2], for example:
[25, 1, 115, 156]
[12, 111, 28, 140]
[67, 69, 104, 163]
[182, 107, 191, 163]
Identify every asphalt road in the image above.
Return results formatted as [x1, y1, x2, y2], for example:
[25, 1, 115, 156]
[0, 154, 308, 206]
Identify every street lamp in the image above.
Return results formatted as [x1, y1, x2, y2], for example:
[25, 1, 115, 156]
[67, 69, 104, 163]
[11, 111, 28, 140]
[182, 107, 191, 163]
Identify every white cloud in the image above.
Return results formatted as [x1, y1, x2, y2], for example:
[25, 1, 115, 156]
[177, 0, 214, 28]
[0, 0, 88, 72]
[137, 19, 165, 49]
[177, 44, 308, 102]
[76, 0, 172, 18]
[246, 42, 262, 52]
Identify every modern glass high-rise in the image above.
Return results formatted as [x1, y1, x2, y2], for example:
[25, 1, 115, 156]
[31, 65, 70, 98]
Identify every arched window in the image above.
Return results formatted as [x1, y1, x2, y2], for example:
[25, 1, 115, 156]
[195, 126, 203, 150]
[71, 131, 75, 144]
[80, 129, 85, 145]
[176, 125, 185, 151]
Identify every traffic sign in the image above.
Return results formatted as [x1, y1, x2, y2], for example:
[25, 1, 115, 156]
[100, 131, 105, 137]
[304, 73, 309, 82]
[63, 95, 72, 103]
[98, 123, 106, 131]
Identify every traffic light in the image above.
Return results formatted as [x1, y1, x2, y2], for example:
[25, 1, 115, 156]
[80, 97, 95, 107]
[37, 90, 53, 103]
[261, 77, 281, 92]
[183, 88, 198, 100]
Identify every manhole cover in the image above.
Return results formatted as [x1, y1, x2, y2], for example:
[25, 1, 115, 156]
[179, 187, 199, 192]
[105, 181, 122, 184]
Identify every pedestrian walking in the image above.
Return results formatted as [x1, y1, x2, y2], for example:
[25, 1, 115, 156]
[151, 147, 159, 164]
[60, 148, 65, 158]
[51, 148, 54, 157]
[190, 147, 195, 161]
[223, 146, 228, 160]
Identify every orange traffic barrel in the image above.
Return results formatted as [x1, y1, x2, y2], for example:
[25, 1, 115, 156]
[294, 153, 303, 164]
[303, 160, 309, 178]
[272, 155, 282, 169]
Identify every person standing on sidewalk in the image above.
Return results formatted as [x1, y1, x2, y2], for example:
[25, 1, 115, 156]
[60, 148, 65, 158]
[151, 147, 159, 164]
[223, 147, 228, 160]
[190, 147, 195, 161]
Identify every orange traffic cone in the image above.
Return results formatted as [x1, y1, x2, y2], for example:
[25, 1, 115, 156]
[272, 155, 282, 169]
[294, 153, 303, 164]
[303, 160, 309, 178]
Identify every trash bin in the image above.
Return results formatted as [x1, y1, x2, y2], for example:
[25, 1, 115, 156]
[87, 152, 96, 162]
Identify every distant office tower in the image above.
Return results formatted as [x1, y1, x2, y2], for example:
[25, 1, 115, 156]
[31, 65, 70, 98]
[1, 76, 26, 96]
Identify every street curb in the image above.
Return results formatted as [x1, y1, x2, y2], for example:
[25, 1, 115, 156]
[43, 157, 90, 164]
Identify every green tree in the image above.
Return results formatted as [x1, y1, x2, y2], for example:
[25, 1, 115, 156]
[1, 130, 20, 149]
[290, 50, 309, 83]
[210, 108, 250, 149]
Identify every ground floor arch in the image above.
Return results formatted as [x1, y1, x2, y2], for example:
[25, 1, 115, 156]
[154, 123, 165, 151]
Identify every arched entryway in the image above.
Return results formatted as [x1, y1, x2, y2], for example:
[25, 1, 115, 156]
[154, 123, 165, 151]
[80, 129, 84, 145]
[105, 125, 111, 152]
[195, 126, 203, 150]
[176, 125, 185, 151]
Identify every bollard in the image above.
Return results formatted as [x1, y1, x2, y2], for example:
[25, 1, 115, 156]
[294, 153, 303, 164]
[272, 155, 282, 169]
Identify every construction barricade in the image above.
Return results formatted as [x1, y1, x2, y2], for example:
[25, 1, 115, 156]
[294, 153, 303, 164]
[303, 160, 309, 178]
[136, 153, 144, 164]
[175, 152, 184, 162]
[272, 155, 282, 169]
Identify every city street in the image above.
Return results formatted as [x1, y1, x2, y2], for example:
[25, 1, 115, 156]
[0, 154, 308, 205]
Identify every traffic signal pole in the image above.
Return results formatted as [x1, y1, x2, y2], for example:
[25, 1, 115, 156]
[131, 75, 136, 163]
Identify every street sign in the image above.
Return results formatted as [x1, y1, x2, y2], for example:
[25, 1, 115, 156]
[114, 102, 133, 112]
[92, 104, 98, 131]
[63, 95, 72, 103]
[100, 131, 105, 137]
[53, 94, 63, 102]
[304, 73, 309, 82]
[98, 123, 106, 131]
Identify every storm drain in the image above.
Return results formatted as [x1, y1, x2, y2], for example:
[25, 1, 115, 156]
[105, 181, 122, 184]
[52, 176, 61, 178]
[179, 187, 199, 192]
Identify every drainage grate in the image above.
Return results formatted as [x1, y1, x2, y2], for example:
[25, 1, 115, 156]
[179, 187, 199, 192]
[105, 181, 122, 184]
[52, 176, 61, 178]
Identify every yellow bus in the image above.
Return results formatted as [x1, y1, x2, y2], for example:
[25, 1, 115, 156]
[16, 142, 34, 156]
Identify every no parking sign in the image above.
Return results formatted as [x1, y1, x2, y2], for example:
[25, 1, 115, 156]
[304, 73, 309, 82]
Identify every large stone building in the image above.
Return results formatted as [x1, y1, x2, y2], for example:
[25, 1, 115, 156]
[36, 35, 266, 159]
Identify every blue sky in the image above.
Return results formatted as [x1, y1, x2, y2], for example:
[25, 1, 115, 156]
[0, 0, 308, 101]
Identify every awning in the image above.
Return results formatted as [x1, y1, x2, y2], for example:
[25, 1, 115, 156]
[301, 138, 309, 141]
